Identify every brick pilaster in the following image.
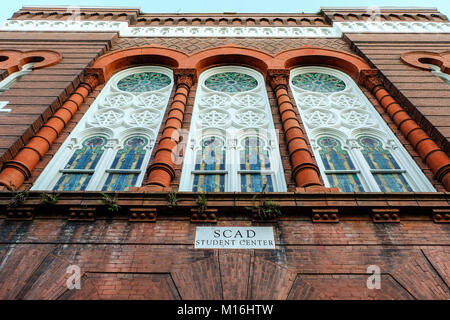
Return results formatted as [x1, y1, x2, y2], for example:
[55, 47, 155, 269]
[267, 69, 324, 189]
[143, 68, 196, 189]
[0, 74, 99, 190]
[360, 70, 450, 191]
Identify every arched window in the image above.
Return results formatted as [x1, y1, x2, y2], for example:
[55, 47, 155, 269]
[32, 66, 174, 191]
[0, 62, 34, 93]
[180, 66, 286, 192]
[289, 66, 435, 192]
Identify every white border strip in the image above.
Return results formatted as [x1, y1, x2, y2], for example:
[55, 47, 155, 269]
[1, 20, 450, 37]
[335, 21, 450, 33]
[0, 20, 341, 37]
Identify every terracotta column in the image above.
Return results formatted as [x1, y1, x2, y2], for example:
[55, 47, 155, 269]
[267, 69, 324, 189]
[144, 68, 196, 189]
[361, 70, 450, 191]
[0, 74, 98, 190]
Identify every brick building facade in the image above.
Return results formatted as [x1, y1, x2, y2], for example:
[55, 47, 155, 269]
[0, 6, 449, 300]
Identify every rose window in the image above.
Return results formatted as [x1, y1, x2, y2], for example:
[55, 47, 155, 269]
[204, 72, 258, 93]
[117, 72, 171, 92]
[291, 72, 346, 93]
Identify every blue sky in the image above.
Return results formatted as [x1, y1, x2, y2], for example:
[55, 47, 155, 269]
[1, 0, 449, 22]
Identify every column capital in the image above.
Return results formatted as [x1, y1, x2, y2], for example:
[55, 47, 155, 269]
[267, 69, 290, 91]
[80, 74, 99, 91]
[359, 69, 383, 92]
[174, 68, 197, 87]
[84, 67, 104, 85]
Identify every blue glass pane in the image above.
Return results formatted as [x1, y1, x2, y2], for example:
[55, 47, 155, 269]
[117, 72, 171, 92]
[204, 72, 258, 93]
[194, 137, 225, 171]
[240, 137, 271, 170]
[374, 173, 412, 192]
[291, 73, 346, 93]
[193, 174, 225, 192]
[318, 137, 356, 170]
[111, 137, 147, 170]
[64, 136, 106, 170]
[102, 136, 148, 191]
[240, 174, 274, 192]
[102, 174, 139, 191]
[358, 136, 400, 170]
[53, 173, 92, 191]
[326, 173, 364, 192]
[54, 136, 107, 191]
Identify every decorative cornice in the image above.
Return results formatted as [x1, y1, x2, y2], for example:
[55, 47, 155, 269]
[0, 20, 341, 38]
[335, 21, 450, 33]
[2, 20, 450, 37]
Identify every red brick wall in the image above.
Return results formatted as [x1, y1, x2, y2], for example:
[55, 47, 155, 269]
[0, 218, 448, 299]
[345, 33, 450, 155]
[0, 32, 116, 166]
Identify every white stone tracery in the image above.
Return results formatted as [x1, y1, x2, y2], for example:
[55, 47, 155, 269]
[32, 66, 174, 191]
[289, 66, 435, 192]
[179, 66, 286, 192]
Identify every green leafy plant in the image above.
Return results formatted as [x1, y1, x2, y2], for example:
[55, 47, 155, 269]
[99, 193, 120, 213]
[40, 192, 59, 205]
[196, 193, 208, 214]
[7, 184, 28, 209]
[167, 191, 178, 209]
[246, 184, 281, 220]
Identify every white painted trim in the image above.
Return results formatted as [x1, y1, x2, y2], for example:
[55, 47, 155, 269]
[289, 66, 435, 192]
[2, 20, 450, 37]
[0, 63, 34, 94]
[32, 65, 174, 191]
[0, 20, 341, 37]
[179, 66, 287, 192]
[335, 21, 450, 33]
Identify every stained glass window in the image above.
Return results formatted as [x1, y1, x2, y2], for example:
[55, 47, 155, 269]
[53, 136, 107, 191]
[33, 66, 174, 192]
[289, 66, 435, 193]
[358, 136, 412, 192]
[117, 72, 171, 92]
[291, 73, 346, 93]
[180, 66, 286, 192]
[204, 72, 258, 93]
[192, 137, 226, 192]
[318, 136, 364, 192]
[239, 137, 274, 192]
[102, 136, 148, 191]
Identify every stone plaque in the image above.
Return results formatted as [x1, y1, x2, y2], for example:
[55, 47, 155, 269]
[194, 226, 275, 249]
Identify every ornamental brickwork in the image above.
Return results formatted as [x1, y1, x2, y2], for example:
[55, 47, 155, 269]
[0, 6, 448, 300]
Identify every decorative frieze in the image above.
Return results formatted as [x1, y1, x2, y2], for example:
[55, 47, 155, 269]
[2, 20, 450, 37]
